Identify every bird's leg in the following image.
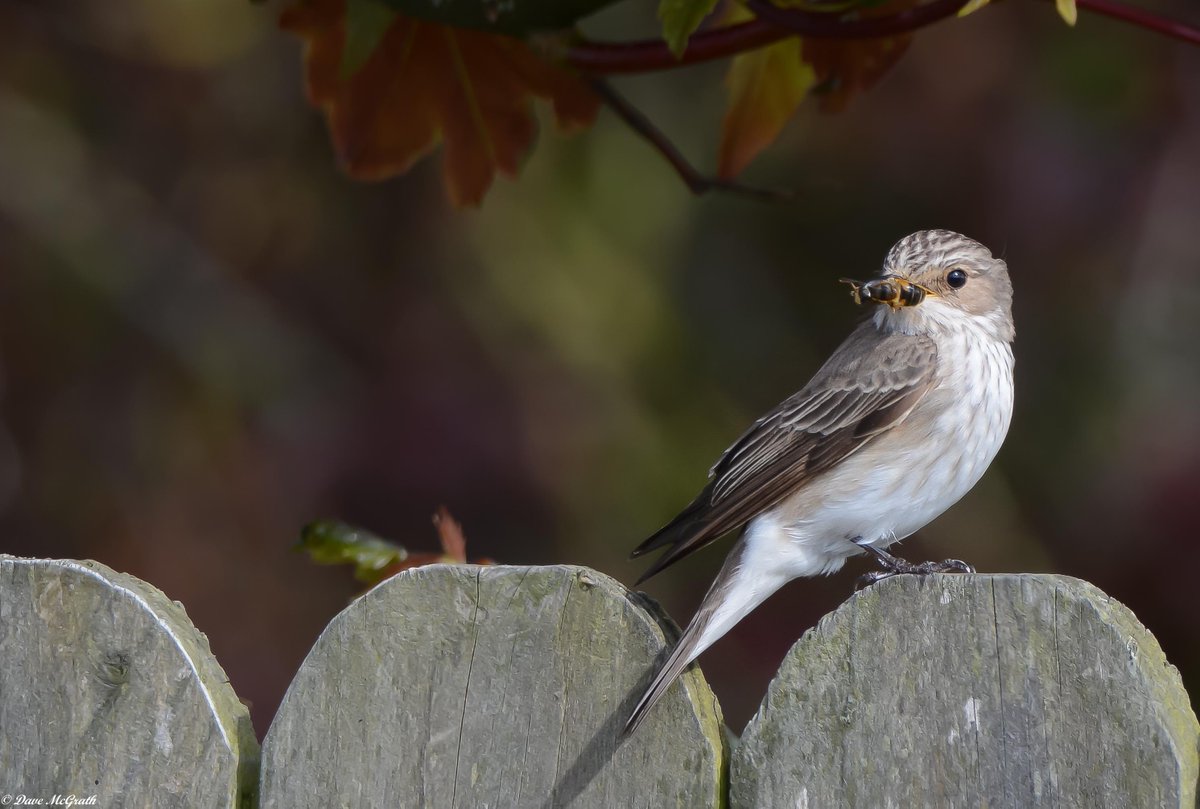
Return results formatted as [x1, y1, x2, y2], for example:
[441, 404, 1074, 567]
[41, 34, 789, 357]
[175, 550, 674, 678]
[852, 537, 974, 589]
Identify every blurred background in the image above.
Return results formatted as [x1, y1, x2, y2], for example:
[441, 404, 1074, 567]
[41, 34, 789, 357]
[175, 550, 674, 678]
[1, 0, 1198, 737]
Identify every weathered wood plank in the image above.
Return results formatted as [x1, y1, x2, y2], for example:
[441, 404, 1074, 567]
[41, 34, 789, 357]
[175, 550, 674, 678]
[732, 573, 1199, 809]
[0, 555, 258, 808]
[260, 564, 726, 808]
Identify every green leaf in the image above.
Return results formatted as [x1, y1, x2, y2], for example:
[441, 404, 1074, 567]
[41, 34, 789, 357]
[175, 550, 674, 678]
[1055, 0, 1077, 26]
[658, 0, 720, 58]
[718, 34, 815, 178]
[341, 0, 397, 79]
[956, 0, 990, 17]
[297, 519, 408, 582]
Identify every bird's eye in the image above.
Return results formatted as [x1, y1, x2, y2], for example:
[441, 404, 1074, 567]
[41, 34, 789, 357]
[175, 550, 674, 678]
[946, 269, 968, 289]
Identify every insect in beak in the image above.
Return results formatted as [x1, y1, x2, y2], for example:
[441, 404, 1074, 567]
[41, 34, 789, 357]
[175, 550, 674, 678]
[839, 276, 935, 309]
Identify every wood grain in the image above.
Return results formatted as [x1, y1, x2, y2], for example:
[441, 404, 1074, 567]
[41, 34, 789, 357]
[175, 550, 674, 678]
[259, 564, 726, 808]
[732, 573, 1199, 809]
[0, 555, 258, 808]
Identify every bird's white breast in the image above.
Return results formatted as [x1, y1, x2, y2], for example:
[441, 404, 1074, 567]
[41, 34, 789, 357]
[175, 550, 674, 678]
[758, 314, 1014, 577]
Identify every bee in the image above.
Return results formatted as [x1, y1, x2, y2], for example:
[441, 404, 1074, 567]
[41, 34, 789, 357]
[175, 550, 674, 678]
[839, 276, 933, 309]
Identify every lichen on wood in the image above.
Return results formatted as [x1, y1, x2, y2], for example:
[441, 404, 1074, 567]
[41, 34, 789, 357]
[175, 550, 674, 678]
[259, 563, 726, 808]
[0, 555, 258, 808]
[732, 573, 1199, 809]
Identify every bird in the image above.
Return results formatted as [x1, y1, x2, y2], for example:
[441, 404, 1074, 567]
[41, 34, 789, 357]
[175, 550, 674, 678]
[624, 229, 1015, 736]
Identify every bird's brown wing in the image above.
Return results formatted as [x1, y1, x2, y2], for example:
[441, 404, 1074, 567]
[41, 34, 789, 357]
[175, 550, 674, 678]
[631, 325, 938, 583]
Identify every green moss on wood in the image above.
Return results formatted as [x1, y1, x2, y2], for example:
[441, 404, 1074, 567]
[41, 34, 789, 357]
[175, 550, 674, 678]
[732, 573, 1199, 809]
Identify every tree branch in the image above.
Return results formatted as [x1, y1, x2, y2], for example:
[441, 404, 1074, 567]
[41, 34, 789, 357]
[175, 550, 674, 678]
[1076, 0, 1200, 46]
[568, 0, 1200, 199]
[566, 20, 787, 75]
[586, 78, 794, 201]
[566, 0, 1200, 75]
[744, 0, 968, 39]
[566, 0, 966, 74]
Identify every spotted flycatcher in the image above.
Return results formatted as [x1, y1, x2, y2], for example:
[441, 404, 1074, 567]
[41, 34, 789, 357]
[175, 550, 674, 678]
[625, 230, 1015, 735]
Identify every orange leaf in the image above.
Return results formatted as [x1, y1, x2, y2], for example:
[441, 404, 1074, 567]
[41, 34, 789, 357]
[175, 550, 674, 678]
[718, 35, 815, 179]
[432, 505, 467, 563]
[801, 0, 917, 113]
[281, 0, 599, 206]
[380, 507, 494, 578]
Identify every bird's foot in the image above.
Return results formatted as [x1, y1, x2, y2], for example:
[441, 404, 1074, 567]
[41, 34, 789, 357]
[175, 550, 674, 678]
[852, 538, 975, 589]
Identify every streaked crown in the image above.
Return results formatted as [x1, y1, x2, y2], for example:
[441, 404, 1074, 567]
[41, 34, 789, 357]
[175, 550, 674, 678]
[881, 230, 1014, 342]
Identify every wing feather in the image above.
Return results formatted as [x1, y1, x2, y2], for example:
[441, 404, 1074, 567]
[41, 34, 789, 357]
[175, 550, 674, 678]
[631, 324, 937, 582]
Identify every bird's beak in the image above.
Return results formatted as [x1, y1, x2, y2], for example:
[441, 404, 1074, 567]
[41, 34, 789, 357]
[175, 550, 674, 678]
[839, 276, 936, 310]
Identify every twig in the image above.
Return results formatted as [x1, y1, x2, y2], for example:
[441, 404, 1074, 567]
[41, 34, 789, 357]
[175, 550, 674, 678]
[571, 0, 1200, 194]
[568, 21, 787, 74]
[744, 0, 968, 39]
[1076, 0, 1200, 46]
[566, 0, 967, 74]
[755, 0, 1200, 44]
[587, 78, 795, 201]
[566, 0, 1200, 75]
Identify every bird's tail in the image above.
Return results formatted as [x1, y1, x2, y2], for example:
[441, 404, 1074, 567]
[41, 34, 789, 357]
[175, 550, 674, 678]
[629, 498, 707, 559]
[624, 623, 702, 737]
[623, 539, 788, 736]
[629, 486, 727, 586]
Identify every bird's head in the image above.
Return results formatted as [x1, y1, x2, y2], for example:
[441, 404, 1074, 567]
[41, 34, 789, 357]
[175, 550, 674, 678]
[841, 230, 1014, 341]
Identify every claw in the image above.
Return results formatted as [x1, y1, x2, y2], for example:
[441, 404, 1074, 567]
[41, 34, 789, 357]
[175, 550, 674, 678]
[851, 537, 975, 589]
[855, 570, 890, 590]
[934, 558, 975, 575]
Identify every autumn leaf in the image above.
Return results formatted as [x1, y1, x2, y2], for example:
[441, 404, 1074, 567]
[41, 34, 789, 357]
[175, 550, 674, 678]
[659, 0, 721, 57]
[718, 0, 913, 177]
[432, 505, 469, 563]
[340, 0, 395, 78]
[381, 506, 495, 576]
[800, 0, 917, 113]
[297, 509, 493, 589]
[719, 34, 815, 178]
[280, 0, 600, 207]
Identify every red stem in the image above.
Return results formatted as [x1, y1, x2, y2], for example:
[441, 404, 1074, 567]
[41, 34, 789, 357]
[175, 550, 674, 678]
[1077, 0, 1200, 45]
[566, 20, 787, 74]
[566, 0, 1200, 75]
[586, 77, 795, 200]
[745, 0, 968, 39]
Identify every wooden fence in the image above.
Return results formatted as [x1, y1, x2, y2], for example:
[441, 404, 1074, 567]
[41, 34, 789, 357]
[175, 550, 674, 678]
[1, 553, 1196, 807]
